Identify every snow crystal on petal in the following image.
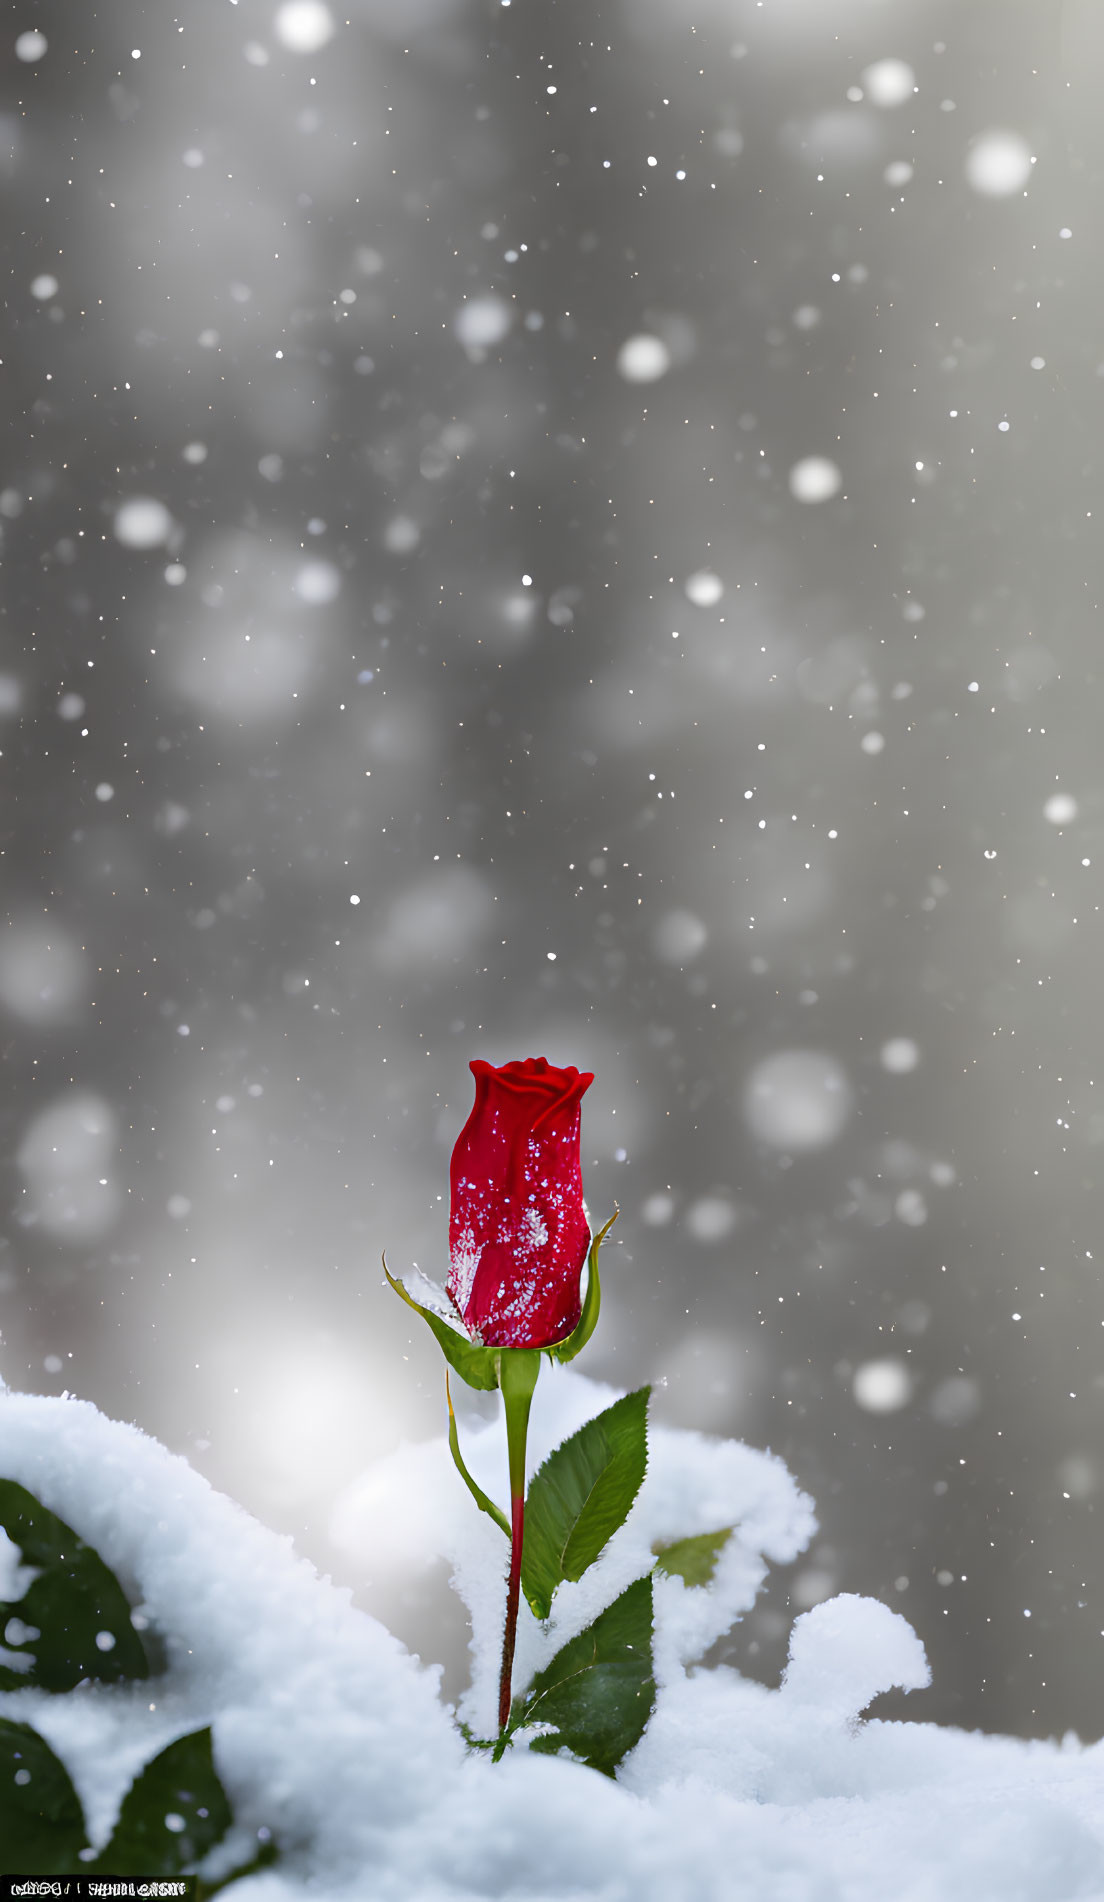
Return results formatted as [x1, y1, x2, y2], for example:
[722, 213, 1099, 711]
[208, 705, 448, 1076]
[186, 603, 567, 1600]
[521, 1207, 549, 1252]
[449, 1226, 482, 1315]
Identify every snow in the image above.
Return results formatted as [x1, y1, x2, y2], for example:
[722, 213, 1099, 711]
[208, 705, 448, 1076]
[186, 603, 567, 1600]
[16, 1089, 120, 1242]
[881, 1037, 920, 1074]
[294, 559, 342, 604]
[521, 1208, 548, 1251]
[852, 1358, 912, 1414]
[113, 496, 174, 549]
[894, 1187, 928, 1227]
[14, 29, 47, 62]
[375, 865, 494, 971]
[652, 907, 708, 963]
[616, 335, 672, 383]
[453, 297, 513, 354]
[383, 514, 420, 552]
[1045, 793, 1078, 826]
[163, 530, 331, 723]
[685, 1194, 737, 1243]
[930, 1375, 981, 1427]
[860, 59, 916, 108]
[784, 1592, 930, 1713]
[743, 1050, 852, 1151]
[684, 569, 724, 607]
[788, 455, 842, 503]
[274, 2, 336, 53]
[0, 919, 86, 1026]
[965, 130, 1034, 196]
[446, 1227, 482, 1317]
[4, 1366, 1104, 1898]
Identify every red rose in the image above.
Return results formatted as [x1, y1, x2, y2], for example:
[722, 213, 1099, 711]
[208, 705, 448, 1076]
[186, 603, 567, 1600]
[448, 1057, 594, 1350]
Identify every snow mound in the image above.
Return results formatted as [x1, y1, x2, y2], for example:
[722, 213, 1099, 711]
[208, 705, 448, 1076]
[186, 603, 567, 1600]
[335, 1364, 818, 1733]
[783, 1592, 931, 1717]
[3, 1373, 1104, 1900]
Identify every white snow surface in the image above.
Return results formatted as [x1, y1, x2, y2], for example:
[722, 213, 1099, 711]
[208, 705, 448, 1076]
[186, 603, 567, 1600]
[3, 1364, 1104, 1900]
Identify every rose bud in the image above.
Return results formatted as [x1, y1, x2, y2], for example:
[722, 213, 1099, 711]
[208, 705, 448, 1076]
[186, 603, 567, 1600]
[448, 1057, 594, 1350]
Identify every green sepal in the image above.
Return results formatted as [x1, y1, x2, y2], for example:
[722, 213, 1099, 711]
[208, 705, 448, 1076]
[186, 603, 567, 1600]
[382, 1254, 499, 1391]
[512, 1572, 656, 1778]
[0, 1477, 156, 1692]
[521, 1387, 649, 1619]
[446, 1372, 510, 1537]
[547, 1209, 618, 1365]
[652, 1526, 734, 1587]
[0, 1716, 91, 1873]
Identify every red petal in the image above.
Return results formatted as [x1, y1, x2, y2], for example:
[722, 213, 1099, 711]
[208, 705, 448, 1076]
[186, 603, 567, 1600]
[448, 1058, 593, 1349]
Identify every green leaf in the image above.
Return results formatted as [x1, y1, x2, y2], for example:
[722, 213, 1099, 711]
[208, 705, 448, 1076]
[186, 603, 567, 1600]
[446, 1373, 510, 1537]
[652, 1526, 734, 1588]
[382, 1256, 500, 1391]
[548, 1210, 618, 1364]
[0, 1716, 91, 1873]
[0, 1477, 155, 1692]
[521, 1387, 649, 1620]
[92, 1725, 233, 1877]
[517, 1573, 656, 1777]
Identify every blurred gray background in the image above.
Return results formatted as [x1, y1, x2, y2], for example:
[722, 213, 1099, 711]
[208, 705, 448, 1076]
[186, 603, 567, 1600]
[2, 0, 1103, 1739]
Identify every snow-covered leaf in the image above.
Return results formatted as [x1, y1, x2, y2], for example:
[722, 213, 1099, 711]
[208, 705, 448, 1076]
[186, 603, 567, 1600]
[522, 1389, 649, 1620]
[652, 1526, 734, 1588]
[0, 1478, 154, 1692]
[89, 1725, 233, 1879]
[518, 1573, 656, 1778]
[0, 1716, 90, 1873]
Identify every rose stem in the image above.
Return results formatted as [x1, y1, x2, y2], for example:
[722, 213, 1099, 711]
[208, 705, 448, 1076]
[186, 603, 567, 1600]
[498, 1490, 526, 1734]
[496, 1348, 541, 1737]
